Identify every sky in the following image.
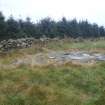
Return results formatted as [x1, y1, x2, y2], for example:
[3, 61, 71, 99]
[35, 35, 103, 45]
[0, 0, 105, 26]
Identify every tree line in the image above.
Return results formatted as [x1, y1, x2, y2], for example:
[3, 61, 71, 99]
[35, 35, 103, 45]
[0, 11, 105, 40]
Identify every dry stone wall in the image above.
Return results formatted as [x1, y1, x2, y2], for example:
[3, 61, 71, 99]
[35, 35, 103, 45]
[0, 38, 34, 51]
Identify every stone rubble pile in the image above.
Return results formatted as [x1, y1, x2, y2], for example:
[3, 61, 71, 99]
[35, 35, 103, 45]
[0, 38, 34, 51]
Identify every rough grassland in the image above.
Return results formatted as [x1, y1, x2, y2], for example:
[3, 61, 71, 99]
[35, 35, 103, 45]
[0, 39, 105, 105]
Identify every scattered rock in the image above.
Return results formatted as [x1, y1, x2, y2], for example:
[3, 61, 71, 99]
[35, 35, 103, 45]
[48, 51, 105, 63]
[1, 51, 105, 69]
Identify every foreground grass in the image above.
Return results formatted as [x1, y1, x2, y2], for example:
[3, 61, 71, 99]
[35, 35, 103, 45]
[0, 62, 105, 105]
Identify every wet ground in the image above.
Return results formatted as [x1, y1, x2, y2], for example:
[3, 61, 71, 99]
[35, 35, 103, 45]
[48, 51, 105, 62]
[12, 51, 105, 66]
[1, 51, 105, 68]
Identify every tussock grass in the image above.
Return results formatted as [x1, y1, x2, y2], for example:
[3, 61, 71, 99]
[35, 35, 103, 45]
[0, 63, 105, 105]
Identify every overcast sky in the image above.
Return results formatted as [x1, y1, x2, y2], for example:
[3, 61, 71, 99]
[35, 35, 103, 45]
[0, 0, 105, 26]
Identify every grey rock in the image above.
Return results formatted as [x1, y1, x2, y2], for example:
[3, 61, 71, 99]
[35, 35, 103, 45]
[0, 38, 35, 51]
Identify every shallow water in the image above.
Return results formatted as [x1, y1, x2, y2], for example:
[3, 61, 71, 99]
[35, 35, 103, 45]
[48, 51, 105, 62]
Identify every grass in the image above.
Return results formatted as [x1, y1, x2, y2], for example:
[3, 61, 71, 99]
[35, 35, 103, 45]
[0, 38, 105, 105]
[46, 39, 105, 51]
[0, 63, 105, 105]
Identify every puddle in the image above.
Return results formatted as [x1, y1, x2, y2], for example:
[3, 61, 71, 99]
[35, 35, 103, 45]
[48, 51, 105, 62]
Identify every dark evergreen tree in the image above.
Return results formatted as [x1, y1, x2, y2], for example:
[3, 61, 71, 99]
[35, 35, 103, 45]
[6, 16, 20, 39]
[0, 12, 6, 40]
[99, 26, 105, 37]
[0, 11, 105, 40]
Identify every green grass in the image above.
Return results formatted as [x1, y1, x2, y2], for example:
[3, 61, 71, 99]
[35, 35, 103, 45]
[0, 63, 105, 105]
[0, 39, 105, 105]
[46, 39, 105, 51]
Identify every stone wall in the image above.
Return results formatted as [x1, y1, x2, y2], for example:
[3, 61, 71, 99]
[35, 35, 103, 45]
[0, 38, 34, 51]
